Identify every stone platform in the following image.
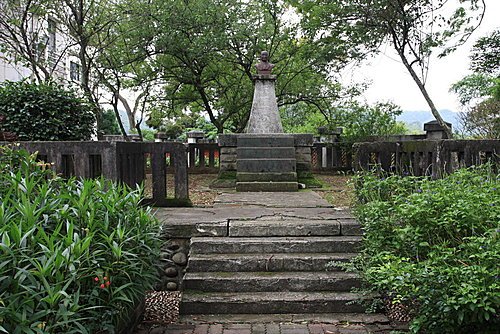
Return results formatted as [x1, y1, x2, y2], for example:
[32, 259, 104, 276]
[216, 134, 314, 191]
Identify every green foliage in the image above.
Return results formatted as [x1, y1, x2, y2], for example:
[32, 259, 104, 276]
[451, 30, 499, 139]
[291, 0, 486, 139]
[98, 109, 121, 135]
[0, 81, 95, 141]
[469, 30, 500, 76]
[140, 129, 155, 141]
[0, 145, 161, 333]
[283, 100, 407, 141]
[352, 167, 500, 333]
[117, 0, 365, 133]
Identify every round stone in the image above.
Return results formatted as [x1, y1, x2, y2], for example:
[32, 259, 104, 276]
[172, 252, 187, 266]
[164, 266, 178, 277]
[166, 282, 178, 291]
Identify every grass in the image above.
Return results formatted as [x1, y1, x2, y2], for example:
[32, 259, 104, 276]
[314, 173, 354, 208]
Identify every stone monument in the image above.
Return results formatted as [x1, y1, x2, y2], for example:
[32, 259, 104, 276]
[245, 51, 283, 133]
[215, 51, 314, 192]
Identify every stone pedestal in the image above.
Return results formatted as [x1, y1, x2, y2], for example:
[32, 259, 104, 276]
[246, 75, 283, 134]
[216, 134, 314, 191]
[213, 74, 314, 192]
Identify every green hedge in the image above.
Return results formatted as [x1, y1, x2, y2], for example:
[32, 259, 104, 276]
[0, 145, 160, 333]
[0, 81, 95, 140]
[352, 166, 499, 333]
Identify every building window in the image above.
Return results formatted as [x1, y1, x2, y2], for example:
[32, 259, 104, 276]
[47, 19, 56, 54]
[70, 61, 80, 82]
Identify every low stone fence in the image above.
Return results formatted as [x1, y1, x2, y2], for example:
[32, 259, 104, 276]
[2, 141, 189, 206]
[353, 139, 500, 178]
[311, 142, 353, 172]
[187, 143, 219, 174]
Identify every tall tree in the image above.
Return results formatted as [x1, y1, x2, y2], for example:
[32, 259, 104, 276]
[291, 0, 487, 138]
[123, 0, 362, 133]
[451, 29, 499, 138]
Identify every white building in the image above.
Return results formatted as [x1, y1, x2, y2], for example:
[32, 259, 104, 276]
[0, 8, 81, 84]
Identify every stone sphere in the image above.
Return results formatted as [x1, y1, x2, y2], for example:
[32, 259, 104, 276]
[172, 252, 188, 266]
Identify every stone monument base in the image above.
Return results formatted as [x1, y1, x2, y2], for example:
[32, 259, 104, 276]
[214, 133, 314, 192]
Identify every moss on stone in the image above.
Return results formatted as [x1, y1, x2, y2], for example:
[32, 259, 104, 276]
[217, 171, 237, 179]
[165, 198, 193, 207]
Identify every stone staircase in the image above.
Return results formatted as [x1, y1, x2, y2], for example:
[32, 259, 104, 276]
[180, 215, 371, 319]
[236, 135, 298, 192]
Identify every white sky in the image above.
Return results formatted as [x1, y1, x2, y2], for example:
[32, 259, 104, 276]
[342, 0, 500, 112]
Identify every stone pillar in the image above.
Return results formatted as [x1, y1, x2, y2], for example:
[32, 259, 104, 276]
[187, 130, 204, 144]
[245, 75, 283, 134]
[424, 120, 452, 140]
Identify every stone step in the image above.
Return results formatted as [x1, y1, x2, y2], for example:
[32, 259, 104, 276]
[190, 236, 362, 254]
[237, 147, 296, 159]
[180, 291, 366, 314]
[179, 313, 389, 324]
[236, 181, 298, 192]
[236, 172, 297, 182]
[229, 219, 341, 237]
[187, 253, 357, 272]
[237, 135, 295, 147]
[183, 272, 361, 292]
[237, 158, 296, 173]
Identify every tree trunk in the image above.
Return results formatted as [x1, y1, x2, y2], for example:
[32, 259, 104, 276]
[117, 94, 136, 130]
[397, 50, 454, 139]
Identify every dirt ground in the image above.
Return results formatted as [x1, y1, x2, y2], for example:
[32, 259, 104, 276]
[144, 173, 353, 208]
[313, 174, 354, 209]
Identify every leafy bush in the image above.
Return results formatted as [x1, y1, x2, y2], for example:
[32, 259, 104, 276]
[0, 81, 95, 140]
[0, 145, 160, 333]
[352, 166, 500, 333]
[98, 109, 121, 135]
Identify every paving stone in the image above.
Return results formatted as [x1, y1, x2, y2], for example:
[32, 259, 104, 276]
[165, 330, 193, 334]
[251, 323, 266, 334]
[208, 324, 223, 334]
[149, 327, 166, 334]
[280, 323, 310, 334]
[337, 329, 367, 334]
[308, 324, 325, 334]
[223, 329, 250, 334]
[266, 324, 281, 333]
[192, 324, 210, 334]
[321, 324, 339, 333]
[224, 324, 252, 330]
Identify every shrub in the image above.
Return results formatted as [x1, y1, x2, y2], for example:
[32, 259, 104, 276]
[0, 81, 95, 140]
[352, 166, 500, 333]
[98, 109, 121, 135]
[0, 145, 160, 333]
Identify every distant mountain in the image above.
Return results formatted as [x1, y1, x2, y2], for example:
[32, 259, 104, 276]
[397, 109, 462, 132]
